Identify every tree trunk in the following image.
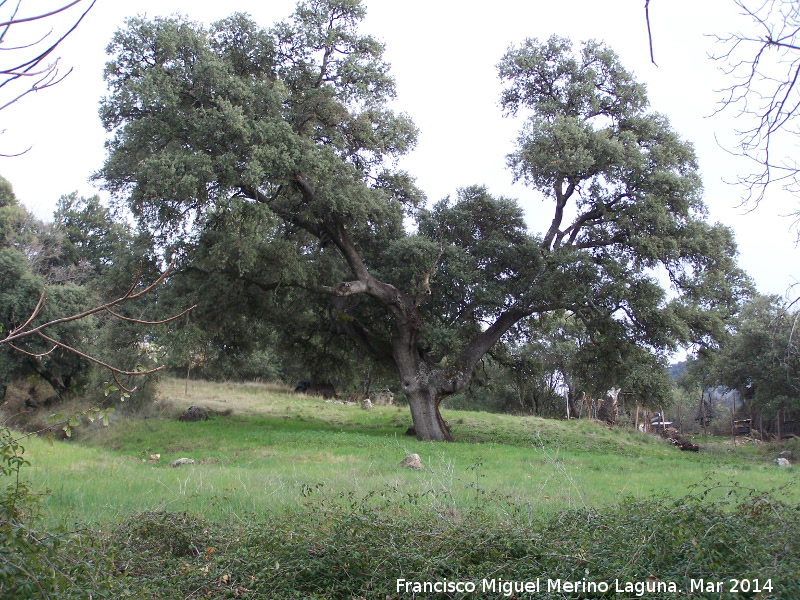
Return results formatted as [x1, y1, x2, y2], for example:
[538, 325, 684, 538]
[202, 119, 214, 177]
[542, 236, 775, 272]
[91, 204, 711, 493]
[407, 387, 452, 442]
[31, 364, 66, 400]
[698, 386, 706, 443]
[566, 392, 580, 419]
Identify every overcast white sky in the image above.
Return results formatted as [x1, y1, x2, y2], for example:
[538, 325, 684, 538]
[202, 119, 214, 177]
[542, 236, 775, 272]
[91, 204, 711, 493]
[1, 0, 798, 298]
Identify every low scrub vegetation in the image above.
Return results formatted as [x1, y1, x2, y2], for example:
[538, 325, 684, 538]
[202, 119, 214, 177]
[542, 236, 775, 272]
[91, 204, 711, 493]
[8, 482, 800, 599]
[107, 485, 799, 599]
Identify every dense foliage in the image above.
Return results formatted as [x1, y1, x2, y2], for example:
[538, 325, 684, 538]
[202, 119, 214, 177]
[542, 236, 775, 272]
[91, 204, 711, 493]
[0, 178, 95, 403]
[0, 176, 167, 414]
[712, 294, 800, 420]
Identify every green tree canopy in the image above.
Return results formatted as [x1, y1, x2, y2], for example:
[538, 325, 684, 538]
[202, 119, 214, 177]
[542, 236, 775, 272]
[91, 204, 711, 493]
[712, 294, 800, 418]
[54, 192, 132, 273]
[96, 1, 748, 441]
[0, 177, 95, 401]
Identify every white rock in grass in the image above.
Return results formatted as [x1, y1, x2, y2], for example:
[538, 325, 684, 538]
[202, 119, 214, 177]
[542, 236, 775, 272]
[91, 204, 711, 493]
[361, 398, 373, 410]
[169, 458, 196, 468]
[776, 457, 791, 467]
[400, 454, 423, 470]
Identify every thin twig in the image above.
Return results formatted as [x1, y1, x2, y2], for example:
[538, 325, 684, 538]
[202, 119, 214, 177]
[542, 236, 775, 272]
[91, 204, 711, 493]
[104, 304, 196, 325]
[645, 0, 658, 66]
[0, 261, 179, 346]
[0, 0, 89, 27]
[35, 330, 164, 380]
[6, 341, 56, 358]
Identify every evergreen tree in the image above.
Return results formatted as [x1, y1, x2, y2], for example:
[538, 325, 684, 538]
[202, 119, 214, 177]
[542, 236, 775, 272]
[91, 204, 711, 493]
[96, 2, 748, 440]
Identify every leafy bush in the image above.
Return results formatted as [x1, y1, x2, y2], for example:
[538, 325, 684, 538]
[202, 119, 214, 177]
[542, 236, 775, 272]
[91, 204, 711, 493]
[109, 483, 800, 599]
[0, 427, 123, 599]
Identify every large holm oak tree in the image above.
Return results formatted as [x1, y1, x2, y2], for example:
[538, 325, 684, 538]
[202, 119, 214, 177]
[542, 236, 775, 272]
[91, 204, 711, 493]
[97, 0, 747, 441]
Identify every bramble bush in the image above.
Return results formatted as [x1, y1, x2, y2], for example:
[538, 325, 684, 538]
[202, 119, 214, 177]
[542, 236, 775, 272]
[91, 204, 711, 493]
[2, 411, 798, 599]
[0, 425, 125, 599]
[109, 480, 800, 599]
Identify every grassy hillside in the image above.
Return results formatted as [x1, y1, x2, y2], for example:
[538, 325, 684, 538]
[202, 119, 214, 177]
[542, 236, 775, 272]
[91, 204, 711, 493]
[7, 378, 800, 599]
[21, 378, 798, 527]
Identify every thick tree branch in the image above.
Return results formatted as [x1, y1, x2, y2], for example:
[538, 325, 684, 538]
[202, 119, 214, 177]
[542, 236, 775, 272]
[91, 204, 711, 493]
[452, 306, 535, 392]
[240, 183, 324, 238]
[572, 232, 627, 250]
[287, 172, 414, 316]
[330, 297, 395, 366]
[543, 178, 575, 250]
[312, 280, 369, 296]
[561, 193, 628, 248]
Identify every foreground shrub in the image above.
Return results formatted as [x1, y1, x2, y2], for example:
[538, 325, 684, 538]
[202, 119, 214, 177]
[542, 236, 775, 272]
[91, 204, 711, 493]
[109, 484, 800, 599]
[0, 427, 123, 599]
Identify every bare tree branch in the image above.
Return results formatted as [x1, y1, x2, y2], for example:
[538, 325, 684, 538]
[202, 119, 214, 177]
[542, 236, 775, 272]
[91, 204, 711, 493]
[645, 0, 658, 66]
[709, 0, 800, 231]
[2, 261, 176, 346]
[35, 330, 161, 393]
[0, 0, 95, 148]
[13, 287, 45, 333]
[0, 0, 88, 28]
[1, 261, 194, 393]
[104, 306, 194, 326]
[6, 341, 56, 358]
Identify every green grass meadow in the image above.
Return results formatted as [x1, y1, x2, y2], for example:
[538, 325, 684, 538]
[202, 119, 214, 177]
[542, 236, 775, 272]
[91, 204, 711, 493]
[21, 378, 799, 526]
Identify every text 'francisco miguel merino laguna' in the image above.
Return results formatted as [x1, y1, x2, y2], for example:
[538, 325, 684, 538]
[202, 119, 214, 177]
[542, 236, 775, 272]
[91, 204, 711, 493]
[396, 577, 681, 597]
[396, 577, 773, 596]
